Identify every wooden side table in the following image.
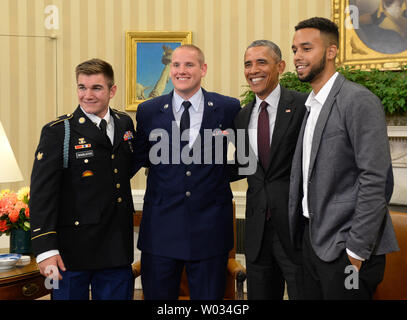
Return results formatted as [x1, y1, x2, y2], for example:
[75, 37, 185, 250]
[0, 254, 50, 300]
[0, 211, 145, 300]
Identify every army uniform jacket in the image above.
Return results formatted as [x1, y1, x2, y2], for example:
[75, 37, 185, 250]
[30, 106, 136, 270]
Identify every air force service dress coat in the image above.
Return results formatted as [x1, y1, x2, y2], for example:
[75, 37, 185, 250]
[133, 89, 241, 261]
[30, 106, 136, 270]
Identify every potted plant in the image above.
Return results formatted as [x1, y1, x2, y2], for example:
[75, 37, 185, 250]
[240, 66, 407, 124]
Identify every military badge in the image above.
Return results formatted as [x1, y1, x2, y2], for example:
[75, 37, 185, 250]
[81, 170, 94, 177]
[76, 150, 94, 159]
[212, 129, 229, 136]
[128, 141, 134, 153]
[75, 144, 91, 150]
[123, 131, 134, 141]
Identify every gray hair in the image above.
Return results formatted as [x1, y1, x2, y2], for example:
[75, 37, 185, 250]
[246, 40, 282, 62]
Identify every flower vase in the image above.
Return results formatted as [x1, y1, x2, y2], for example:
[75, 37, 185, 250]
[10, 229, 32, 254]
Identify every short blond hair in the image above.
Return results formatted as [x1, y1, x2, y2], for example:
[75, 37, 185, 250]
[173, 44, 205, 66]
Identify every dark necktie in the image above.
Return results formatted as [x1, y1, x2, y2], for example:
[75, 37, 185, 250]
[257, 101, 270, 170]
[180, 101, 192, 138]
[99, 119, 111, 145]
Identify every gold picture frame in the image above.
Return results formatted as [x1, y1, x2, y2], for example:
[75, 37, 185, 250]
[332, 0, 407, 70]
[125, 31, 192, 111]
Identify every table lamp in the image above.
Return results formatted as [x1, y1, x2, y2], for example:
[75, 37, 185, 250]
[0, 120, 23, 183]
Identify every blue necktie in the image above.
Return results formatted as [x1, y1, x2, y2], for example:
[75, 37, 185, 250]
[180, 101, 192, 134]
[180, 101, 192, 147]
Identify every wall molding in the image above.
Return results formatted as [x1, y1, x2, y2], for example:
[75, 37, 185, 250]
[388, 126, 407, 138]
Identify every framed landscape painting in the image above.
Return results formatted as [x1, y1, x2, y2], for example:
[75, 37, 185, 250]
[125, 31, 192, 111]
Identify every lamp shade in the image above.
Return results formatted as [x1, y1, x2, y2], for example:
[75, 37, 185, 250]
[0, 120, 23, 183]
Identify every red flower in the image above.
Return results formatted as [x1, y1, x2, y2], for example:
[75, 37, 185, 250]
[0, 219, 9, 232]
[0, 198, 12, 217]
[8, 208, 20, 223]
[24, 206, 30, 218]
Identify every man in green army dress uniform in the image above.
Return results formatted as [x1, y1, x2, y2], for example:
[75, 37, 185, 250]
[29, 58, 137, 300]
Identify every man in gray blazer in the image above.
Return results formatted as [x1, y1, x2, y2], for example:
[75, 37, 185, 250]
[289, 17, 399, 299]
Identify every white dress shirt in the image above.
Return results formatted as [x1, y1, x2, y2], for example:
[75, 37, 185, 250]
[81, 107, 115, 144]
[248, 84, 281, 158]
[172, 88, 204, 148]
[301, 72, 364, 261]
[36, 107, 115, 264]
[301, 73, 338, 219]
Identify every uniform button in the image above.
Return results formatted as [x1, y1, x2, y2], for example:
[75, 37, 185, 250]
[116, 183, 121, 189]
[114, 168, 118, 174]
[186, 191, 191, 197]
[74, 221, 79, 226]
[111, 154, 115, 160]
[117, 197, 122, 203]
[84, 159, 89, 163]
[186, 171, 191, 176]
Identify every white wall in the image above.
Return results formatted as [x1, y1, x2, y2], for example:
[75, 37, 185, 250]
[0, 235, 9, 249]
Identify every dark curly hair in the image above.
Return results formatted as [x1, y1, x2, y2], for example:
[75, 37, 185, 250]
[295, 17, 339, 47]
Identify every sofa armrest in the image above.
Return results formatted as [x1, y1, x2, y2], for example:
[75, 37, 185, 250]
[132, 260, 141, 278]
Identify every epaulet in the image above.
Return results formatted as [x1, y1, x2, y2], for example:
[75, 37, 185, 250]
[49, 113, 74, 127]
[112, 108, 128, 116]
[112, 108, 131, 121]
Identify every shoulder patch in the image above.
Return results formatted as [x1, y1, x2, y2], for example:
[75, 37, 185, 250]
[49, 113, 74, 127]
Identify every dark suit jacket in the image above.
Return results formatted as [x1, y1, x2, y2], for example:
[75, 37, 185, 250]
[30, 106, 136, 270]
[134, 89, 241, 261]
[234, 86, 307, 264]
[288, 74, 399, 262]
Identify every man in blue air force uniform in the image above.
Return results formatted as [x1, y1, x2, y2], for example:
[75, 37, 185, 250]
[133, 44, 241, 299]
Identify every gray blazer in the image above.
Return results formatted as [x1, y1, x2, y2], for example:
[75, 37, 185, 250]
[288, 73, 399, 262]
